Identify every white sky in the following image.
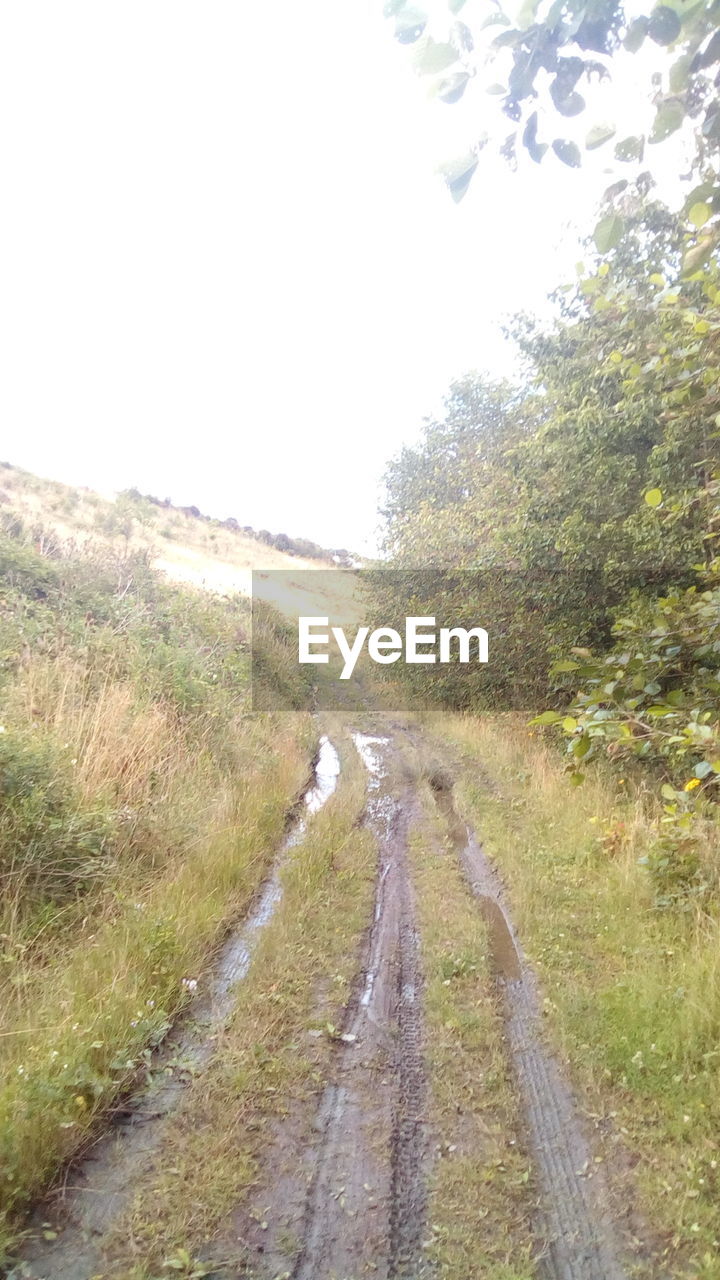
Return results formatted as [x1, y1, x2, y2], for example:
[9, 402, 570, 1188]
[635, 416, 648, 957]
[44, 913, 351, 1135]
[0, 1, 689, 554]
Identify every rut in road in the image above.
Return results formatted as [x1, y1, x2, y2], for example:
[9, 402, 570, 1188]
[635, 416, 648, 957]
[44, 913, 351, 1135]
[431, 773, 630, 1280]
[287, 732, 428, 1280]
[12, 738, 341, 1280]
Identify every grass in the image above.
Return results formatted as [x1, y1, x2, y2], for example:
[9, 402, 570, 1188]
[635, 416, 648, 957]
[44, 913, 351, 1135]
[397, 738, 536, 1280]
[96, 723, 375, 1277]
[0, 711, 310, 1257]
[0, 462, 330, 596]
[429, 711, 720, 1279]
[0, 521, 315, 1260]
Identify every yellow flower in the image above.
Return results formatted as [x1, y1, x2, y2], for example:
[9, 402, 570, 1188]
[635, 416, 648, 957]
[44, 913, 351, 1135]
[684, 778, 701, 791]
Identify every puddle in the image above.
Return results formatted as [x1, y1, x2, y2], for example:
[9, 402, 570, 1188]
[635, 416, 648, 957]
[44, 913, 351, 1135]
[17, 737, 341, 1278]
[476, 895, 521, 981]
[209, 735, 340, 1007]
[430, 774, 521, 983]
[303, 735, 342, 817]
[288, 727, 427, 1280]
[429, 773, 468, 853]
[352, 732, 390, 782]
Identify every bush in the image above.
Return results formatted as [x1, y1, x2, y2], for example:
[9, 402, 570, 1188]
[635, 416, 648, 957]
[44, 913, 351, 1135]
[0, 731, 113, 910]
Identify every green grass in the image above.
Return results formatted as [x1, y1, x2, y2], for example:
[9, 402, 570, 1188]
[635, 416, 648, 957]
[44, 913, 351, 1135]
[429, 712, 720, 1279]
[100, 726, 375, 1276]
[401, 751, 536, 1280]
[0, 522, 315, 1259]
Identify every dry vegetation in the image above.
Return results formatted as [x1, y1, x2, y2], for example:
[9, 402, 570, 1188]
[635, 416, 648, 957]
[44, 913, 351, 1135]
[0, 462, 329, 599]
[0, 506, 315, 1260]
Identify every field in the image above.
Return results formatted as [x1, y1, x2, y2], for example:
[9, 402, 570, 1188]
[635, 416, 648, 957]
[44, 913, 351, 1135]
[2, 468, 720, 1280]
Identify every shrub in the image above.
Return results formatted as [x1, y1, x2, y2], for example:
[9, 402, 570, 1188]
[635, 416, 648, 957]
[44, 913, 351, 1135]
[0, 730, 114, 910]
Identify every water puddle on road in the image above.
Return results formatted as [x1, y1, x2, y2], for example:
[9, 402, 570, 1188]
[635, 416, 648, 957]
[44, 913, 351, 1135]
[286, 728, 426, 1280]
[429, 772, 469, 854]
[430, 772, 521, 982]
[352, 732, 390, 782]
[212, 735, 340, 1004]
[475, 895, 521, 981]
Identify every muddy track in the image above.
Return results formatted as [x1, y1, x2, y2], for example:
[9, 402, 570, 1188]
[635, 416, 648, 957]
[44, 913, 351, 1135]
[286, 732, 427, 1280]
[432, 775, 629, 1280]
[11, 738, 341, 1280]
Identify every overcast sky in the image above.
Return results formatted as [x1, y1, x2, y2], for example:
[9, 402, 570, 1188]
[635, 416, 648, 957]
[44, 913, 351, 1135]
[0, 1, 687, 553]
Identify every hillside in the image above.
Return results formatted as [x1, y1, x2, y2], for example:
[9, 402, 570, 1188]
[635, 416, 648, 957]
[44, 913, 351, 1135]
[0, 462, 342, 595]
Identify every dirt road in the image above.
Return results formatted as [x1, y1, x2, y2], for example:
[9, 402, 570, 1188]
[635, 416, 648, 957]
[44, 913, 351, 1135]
[9, 722, 633, 1280]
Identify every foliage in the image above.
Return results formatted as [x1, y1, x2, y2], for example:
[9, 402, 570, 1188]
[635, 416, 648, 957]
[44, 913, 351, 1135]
[379, 195, 720, 898]
[0, 729, 113, 908]
[384, 0, 720, 205]
[0, 512, 312, 1247]
[378, 196, 720, 709]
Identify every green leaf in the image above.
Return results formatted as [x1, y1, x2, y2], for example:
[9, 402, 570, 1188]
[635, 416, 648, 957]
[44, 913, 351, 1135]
[552, 139, 581, 168]
[681, 230, 720, 276]
[648, 6, 681, 45]
[689, 201, 711, 229]
[649, 98, 684, 144]
[561, 716, 578, 732]
[437, 71, 471, 103]
[552, 660, 580, 672]
[661, 783, 677, 800]
[624, 16, 648, 51]
[586, 123, 616, 150]
[517, 0, 540, 29]
[413, 37, 459, 74]
[645, 488, 663, 508]
[440, 151, 478, 202]
[569, 771, 586, 786]
[530, 710, 563, 725]
[697, 27, 720, 69]
[694, 760, 713, 778]
[523, 111, 547, 163]
[395, 7, 427, 42]
[614, 135, 644, 162]
[669, 53, 692, 92]
[594, 214, 624, 253]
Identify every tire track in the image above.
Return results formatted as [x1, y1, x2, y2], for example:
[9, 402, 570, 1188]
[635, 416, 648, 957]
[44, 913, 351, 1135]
[431, 773, 629, 1280]
[289, 732, 428, 1280]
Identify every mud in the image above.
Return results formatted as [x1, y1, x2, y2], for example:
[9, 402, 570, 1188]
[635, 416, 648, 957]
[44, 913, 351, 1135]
[12, 737, 341, 1280]
[432, 778, 629, 1280]
[236, 732, 428, 1280]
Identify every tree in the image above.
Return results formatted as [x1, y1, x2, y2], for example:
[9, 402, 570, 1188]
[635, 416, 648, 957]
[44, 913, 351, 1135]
[377, 196, 720, 708]
[385, 0, 720, 216]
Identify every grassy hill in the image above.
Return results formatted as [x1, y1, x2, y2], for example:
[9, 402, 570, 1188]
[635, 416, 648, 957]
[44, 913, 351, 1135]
[0, 464, 323, 1253]
[0, 462, 341, 595]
